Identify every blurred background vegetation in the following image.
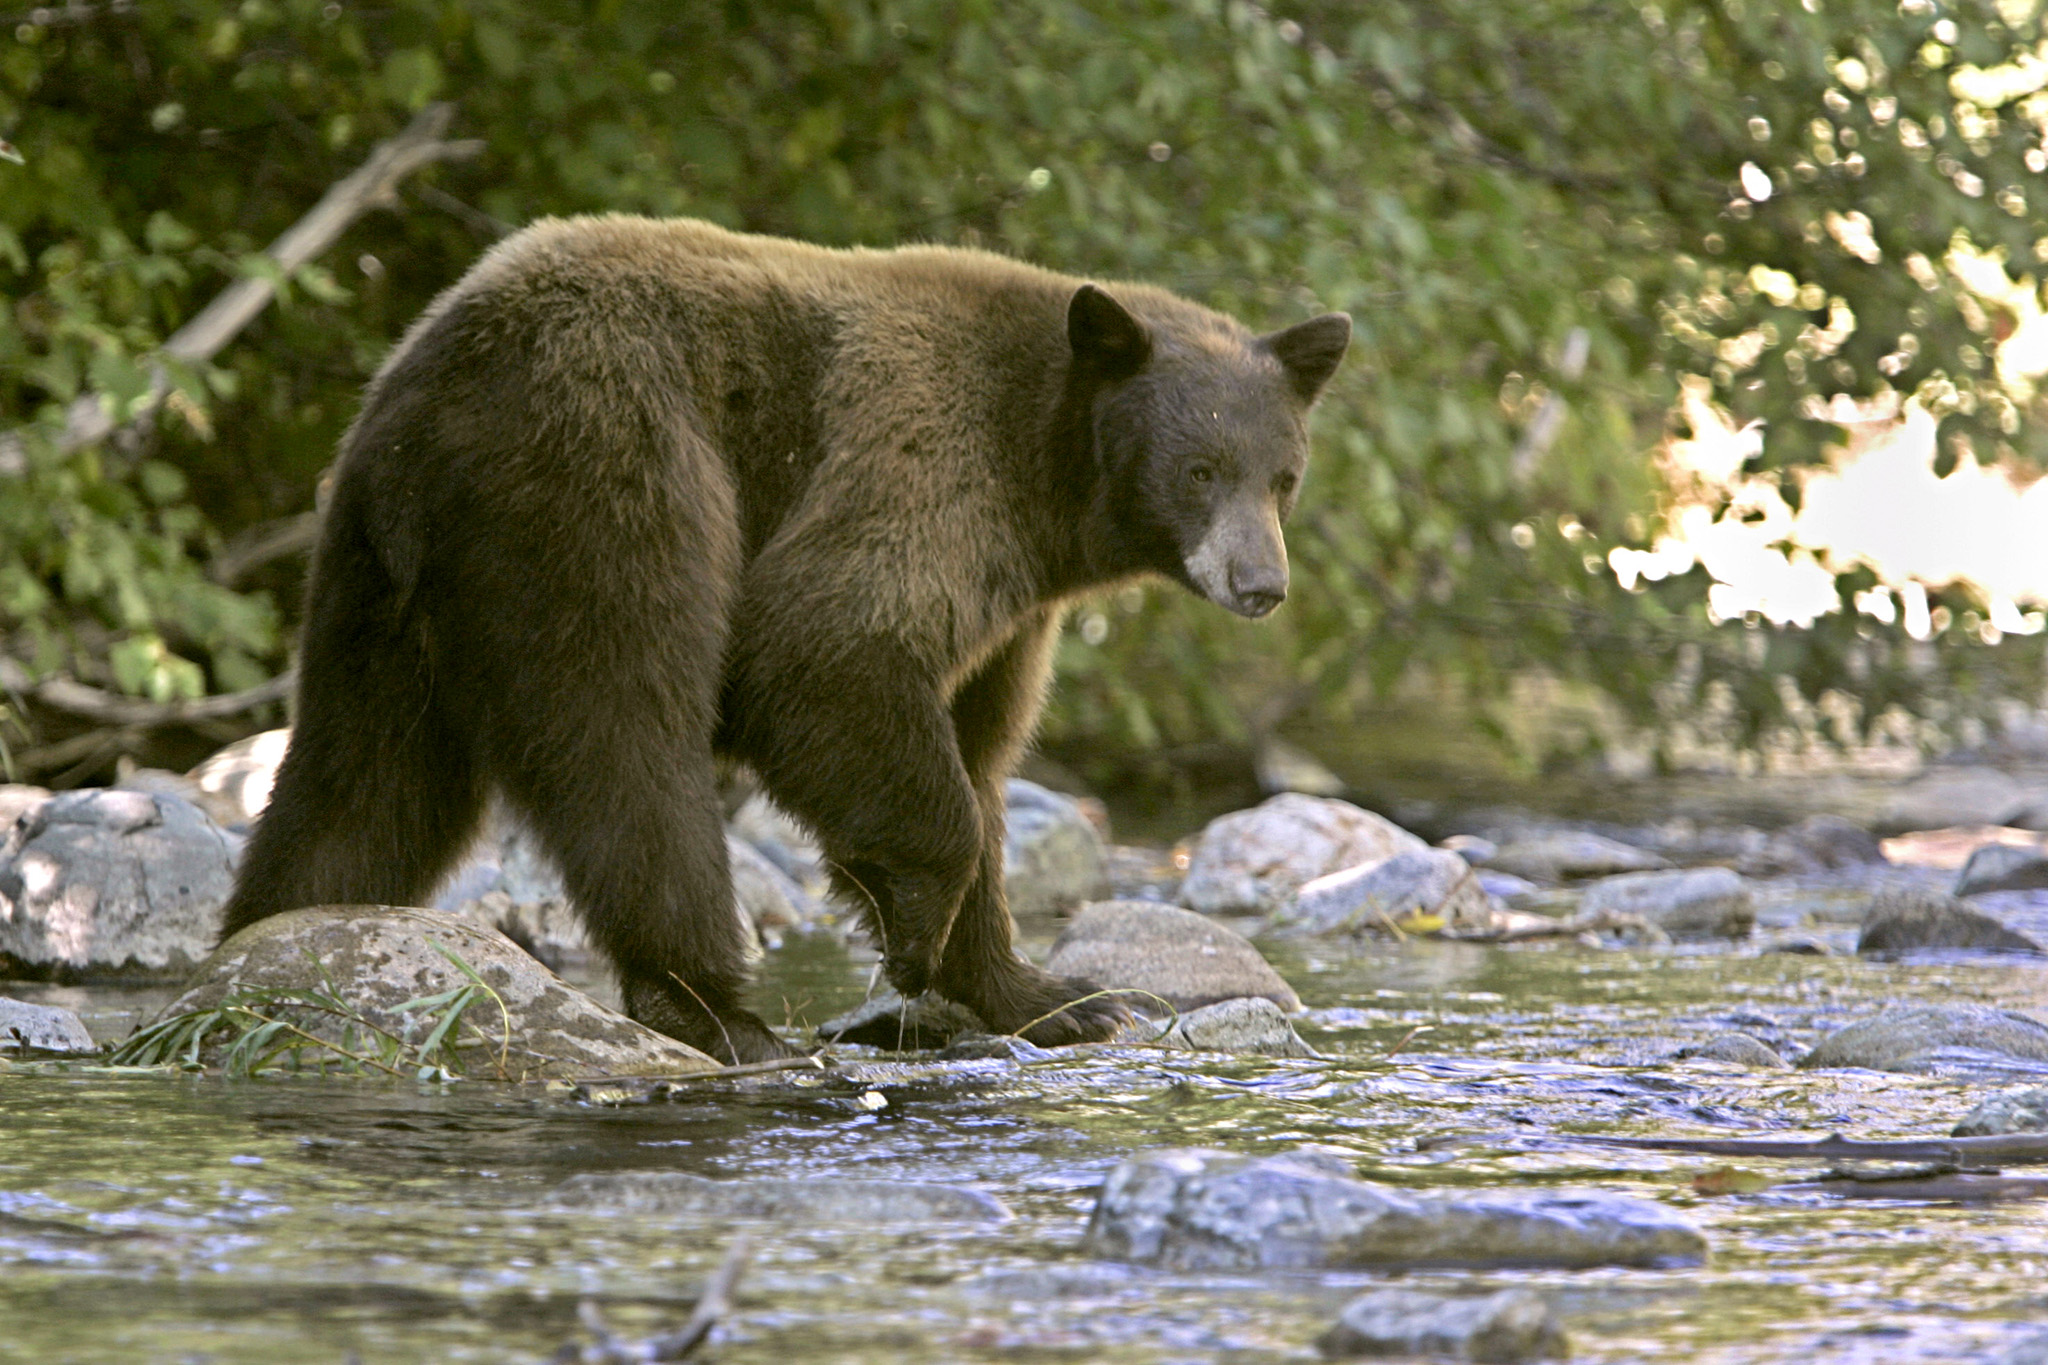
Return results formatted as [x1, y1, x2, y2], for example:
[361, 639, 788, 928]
[4, 0, 2047, 822]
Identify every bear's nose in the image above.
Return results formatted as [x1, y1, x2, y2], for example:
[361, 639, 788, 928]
[1229, 566, 1287, 618]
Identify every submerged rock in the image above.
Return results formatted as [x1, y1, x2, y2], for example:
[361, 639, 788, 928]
[1003, 779, 1109, 919]
[1044, 901, 1299, 1012]
[1478, 830, 1670, 884]
[1855, 887, 2044, 956]
[1799, 1004, 2048, 1075]
[1952, 1085, 2048, 1136]
[552, 1170, 1012, 1223]
[1316, 1287, 1567, 1363]
[1083, 1149, 1706, 1271]
[1148, 997, 1319, 1058]
[1675, 1032, 1787, 1069]
[152, 906, 722, 1079]
[0, 996, 96, 1054]
[1269, 848, 1499, 939]
[1576, 867, 1755, 941]
[1178, 794, 1426, 916]
[816, 989, 989, 1050]
[1954, 843, 2048, 898]
[0, 789, 241, 979]
[936, 1032, 1057, 1062]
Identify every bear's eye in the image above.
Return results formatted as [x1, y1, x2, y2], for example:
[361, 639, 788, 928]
[1274, 472, 1299, 497]
[1188, 465, 1214, 485]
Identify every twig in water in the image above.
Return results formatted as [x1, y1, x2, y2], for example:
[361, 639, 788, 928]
[1383, 1024, 1434, 1059]
[552, 1235, 754, 1362]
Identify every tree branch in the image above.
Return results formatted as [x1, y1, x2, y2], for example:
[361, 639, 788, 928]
[0, 103, 483, 477]
[0, 656, 294, 727]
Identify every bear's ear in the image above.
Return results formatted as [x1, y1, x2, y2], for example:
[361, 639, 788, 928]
[1263, 312, 1352, 403]
[1068, 284, 1151, 381]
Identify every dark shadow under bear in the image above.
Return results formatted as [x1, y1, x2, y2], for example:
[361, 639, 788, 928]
[219, 217, 1350, 1063]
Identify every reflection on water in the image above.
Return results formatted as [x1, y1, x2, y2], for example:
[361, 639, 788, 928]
[8, 931, 2048, 1362]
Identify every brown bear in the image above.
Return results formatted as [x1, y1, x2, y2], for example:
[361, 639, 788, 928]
[219, 216, 1349, 1063]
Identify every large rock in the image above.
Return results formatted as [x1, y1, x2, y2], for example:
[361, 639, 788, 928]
[1147, 997, 1318, 1058]
[553, 1171, 1011, 1223]
[1878, 765, 2029, 833]
[1478, 830, 1670, 884]
[186, 726, 292, 827]
[1179, 794, 1427, 916]
[1953, 1085, 2048, 1137]
[1044, 901, 1299, 1012]
[1575, 868, 1755, 941]
[1082, 1149, 1705, 1271]
[1267, 848, 1498, 939]
[1855, 887, 2044, 956]
[153, 906, 722, 1079]
[1316, 1287, 1567, 1363]
[1003, 779, 1109, 919]
[1799, 1004, 2048, 1075]
[0, 996, 97, 1054]
[1955, 843, 2048, 897]
[0, 789, 240, 979]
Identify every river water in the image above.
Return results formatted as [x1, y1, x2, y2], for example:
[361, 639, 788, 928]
[7, 927, 2048, 1362]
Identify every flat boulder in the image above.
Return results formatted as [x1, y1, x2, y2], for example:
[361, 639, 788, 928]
[0, 996, 97, 1054]
[0, 789, 240, 979]
[1479, 830, 1670, 884]
[1268, 847, 1499, 939]
[553, 1171, 1011, 1223]
[1799, 1004, 2048, 1075]
[1316, 1287, 1567, 1363]
[1576, 867, 1755, 941]
[1856, 887, 2044, 957]
[1045, 901, 1299, 1012]
[1083, 1149, 1705, 1271]
[151, 905, 722, 1080]
[1003, 779, 1109, 919]
[1179, 794, 1427, 916]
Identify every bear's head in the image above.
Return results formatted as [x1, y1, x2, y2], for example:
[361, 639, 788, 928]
[1070, 284, 1350, 618]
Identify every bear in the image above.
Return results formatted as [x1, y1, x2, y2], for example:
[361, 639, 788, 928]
[218, 215, 1350, 1063]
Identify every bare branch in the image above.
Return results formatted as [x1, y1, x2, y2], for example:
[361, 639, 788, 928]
[0, 103, 483, 477]
[210, 511, 322, 584]
[0, 656, 294, 727]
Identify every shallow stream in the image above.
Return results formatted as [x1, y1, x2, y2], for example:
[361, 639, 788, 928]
[8, 927, 2048, 1362]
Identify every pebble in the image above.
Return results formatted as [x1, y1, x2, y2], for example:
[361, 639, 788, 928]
[1674, 1031, 1787, 1069]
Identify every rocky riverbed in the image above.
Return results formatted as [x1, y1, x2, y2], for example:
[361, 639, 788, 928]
[11, 751, 2048, 1361]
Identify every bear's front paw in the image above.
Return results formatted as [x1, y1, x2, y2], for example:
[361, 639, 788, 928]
[985, 973, 1130, 1047]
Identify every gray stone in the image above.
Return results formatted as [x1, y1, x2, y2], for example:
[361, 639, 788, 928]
[1576, 867, 1755, 940]
[1955, 842, 2048, 897]
[1317, 1287, 1567, 1363]
[1045, 900, 1299, 1012]
[1856, 887, 2044, 956]
[185, 726, 292, 826]
[1440, 834, 1498, 865]
[727, 833, 834, 938]
[1082, 1149, 1706, 1271]
[0, 789, 241, 978]
[1268, 847, 1499, 939]
[0, 996, 97, 1054]
[1675, 1032, 1786, 1068]
[1953, 1085, 2048, 1136]
[728, 793, 826, 892]
[936, 1032, 1057, 1062]
[1479, 830, 1670, 884]
[816, 989, 989, 1050]
[153, 905, 722, 1079]
[1003, 779, 1109, 919]
[1253, 734, 1347, 797]
[1772, 814, 1886, 871]
[1148, 997, 1319, 1058]
[0, 784, 49, 831]
[553, 1170, 1011, 1223]
[115, 767, 246, 833]
[1180, 794, 1428, 916]
[1878, 765, 2028, 833]
[1103, 844, 1184, 902]
[1799, 1004, 2048, 1075]
[1478, 870, 1540, 900]
[454, 893, 591, 971]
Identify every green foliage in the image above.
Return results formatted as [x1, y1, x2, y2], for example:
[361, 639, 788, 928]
[3, 0, 2044, 776]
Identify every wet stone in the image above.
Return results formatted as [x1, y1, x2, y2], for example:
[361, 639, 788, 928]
[1856, 887, 2044, 957]
[1675, 1031, 1787, 1068]
[1316, 1287, 1568, 1363]
[1146, 997, 1319, 1058]
[155, 905, 722, 1079]
[1799, 1004, 2048, 1076]
[935, 1032, 1057, 1063]
[1083, 1148, 1706, 1271]
[1955, 843, 2048, 898]
[1576, 867, 1755, 941]
[1268, 847, 1499, 939]
[1003, 779, 1109, 920]
[0, 995, 97, 1054]
[552, 1171, 1013, 1223]
[1178, 794, 1427, 916]
[0, 783, 50, 830]
[1478, 830, 1671, 884]
[1877, 765, 2029, 834]
[1952, 1085, 2048, 1137]
[816, 989, 989, 1050]
[0, 788, 242, 979]
[1044, 900, 1300, 1012]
